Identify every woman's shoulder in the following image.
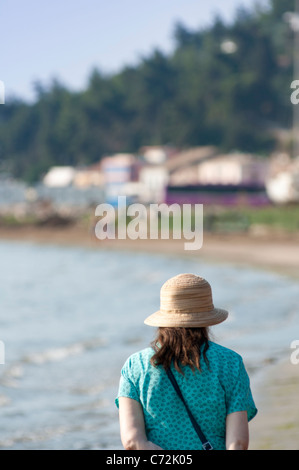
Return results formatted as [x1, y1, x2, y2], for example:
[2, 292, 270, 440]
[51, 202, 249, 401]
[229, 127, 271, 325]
[206, 342, 247, 383]
[207, 341, 243, 363]
[122, 347, 154, 370]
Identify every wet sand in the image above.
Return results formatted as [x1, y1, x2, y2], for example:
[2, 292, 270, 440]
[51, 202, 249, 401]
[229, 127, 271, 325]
[249, 359, 299, 450]
[1, 223, 299, 450]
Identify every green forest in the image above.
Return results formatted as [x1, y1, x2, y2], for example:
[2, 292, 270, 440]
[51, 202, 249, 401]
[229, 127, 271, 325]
[0, 0, 296, 183]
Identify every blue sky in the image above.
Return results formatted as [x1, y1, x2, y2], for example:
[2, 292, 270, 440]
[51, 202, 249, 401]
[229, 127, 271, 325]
[1, 0, 268, 101]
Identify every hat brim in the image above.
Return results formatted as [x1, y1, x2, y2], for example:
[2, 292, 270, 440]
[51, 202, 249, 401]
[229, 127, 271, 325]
[144, 308, 228, 328]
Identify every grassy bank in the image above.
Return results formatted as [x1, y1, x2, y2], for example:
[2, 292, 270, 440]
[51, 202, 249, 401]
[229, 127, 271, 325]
[204, 205, 299, 234]
[1, 204, 299, 237]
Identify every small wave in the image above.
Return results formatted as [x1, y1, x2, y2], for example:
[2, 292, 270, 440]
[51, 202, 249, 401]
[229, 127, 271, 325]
[24, 343, 84, 365]
[70, 383, 106, 397]
[0, 394, 11, 407]
[0, 425, 71, 448]
[0, 420, 102, 449]
[23, 338, 106, 365]
[0, 364, 24, 388]
[0, 338, 105, 388]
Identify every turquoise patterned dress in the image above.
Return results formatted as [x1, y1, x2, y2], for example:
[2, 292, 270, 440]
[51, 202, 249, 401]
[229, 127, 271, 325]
[115, 341, 257, 450]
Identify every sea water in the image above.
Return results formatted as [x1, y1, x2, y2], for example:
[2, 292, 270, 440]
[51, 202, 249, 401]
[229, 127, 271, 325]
[0, 240, 298, 450]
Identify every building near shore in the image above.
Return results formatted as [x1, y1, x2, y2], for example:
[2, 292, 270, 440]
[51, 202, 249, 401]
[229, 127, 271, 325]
[167, 149, 269, 187]
[72, 162, 104, 188]
[0, 175, 27, 207]
[138, 165, 169, 204]
[166, 146, 219, 186]
[136, 146, 178, 203]
[43, 166, 76, 188]
[197, 152, 269, 186]
[165, 150, 270, 206]
[266, 153, 299, 204]
[100, 153, 138, 205]
[138, 146, 216, 204]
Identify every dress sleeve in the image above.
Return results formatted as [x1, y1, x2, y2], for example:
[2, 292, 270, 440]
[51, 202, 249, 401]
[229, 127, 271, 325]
[225, 356, 258, 422]
[115, 357, 140, 408]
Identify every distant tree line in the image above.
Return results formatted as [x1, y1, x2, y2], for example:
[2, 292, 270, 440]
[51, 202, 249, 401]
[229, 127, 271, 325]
[0, 0, 295, 183]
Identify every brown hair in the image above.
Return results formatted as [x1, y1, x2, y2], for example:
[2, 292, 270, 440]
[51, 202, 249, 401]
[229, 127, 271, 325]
[150, 327, 210, 375]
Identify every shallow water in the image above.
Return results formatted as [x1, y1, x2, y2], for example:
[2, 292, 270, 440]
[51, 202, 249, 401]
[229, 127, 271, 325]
[0, 240, 298, 449]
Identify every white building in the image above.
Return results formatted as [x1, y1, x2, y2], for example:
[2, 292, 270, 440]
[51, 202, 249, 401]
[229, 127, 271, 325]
[43, 166, 76, 188]
[197, 153, 269, 186]
[167, 146, 218, 186]
[138, 165, 169, 204]
[167, 149, 269, 187]
[73, 163, 104, 188]
[266, 154, 299, 204]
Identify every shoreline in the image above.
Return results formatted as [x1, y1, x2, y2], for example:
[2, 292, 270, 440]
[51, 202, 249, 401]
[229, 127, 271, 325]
[1, 224, 299, 450]
[1, 223, 299, 279]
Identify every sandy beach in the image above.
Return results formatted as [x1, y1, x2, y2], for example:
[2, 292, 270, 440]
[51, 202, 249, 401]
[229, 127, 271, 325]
[1, 222, 298, 450]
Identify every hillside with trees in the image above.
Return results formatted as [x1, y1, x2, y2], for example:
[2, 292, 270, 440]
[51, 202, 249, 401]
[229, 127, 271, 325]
[0, 0, 296, 183]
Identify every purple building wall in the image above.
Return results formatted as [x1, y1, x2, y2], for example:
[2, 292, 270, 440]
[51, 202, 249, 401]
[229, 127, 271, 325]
[164, 184, 270, 207]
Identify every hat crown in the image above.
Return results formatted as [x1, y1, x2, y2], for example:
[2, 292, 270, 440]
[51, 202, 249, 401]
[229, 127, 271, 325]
[160, 274, 214, 314]
[144, 273, 228, 328]
[162, 273, 207, 289]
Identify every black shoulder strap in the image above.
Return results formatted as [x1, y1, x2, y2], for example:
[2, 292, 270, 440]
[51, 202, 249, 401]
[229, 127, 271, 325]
[166, 367, 213, 451]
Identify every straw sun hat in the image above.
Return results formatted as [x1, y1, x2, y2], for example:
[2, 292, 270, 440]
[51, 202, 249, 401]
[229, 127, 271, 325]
[144, 273, 228, 328]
